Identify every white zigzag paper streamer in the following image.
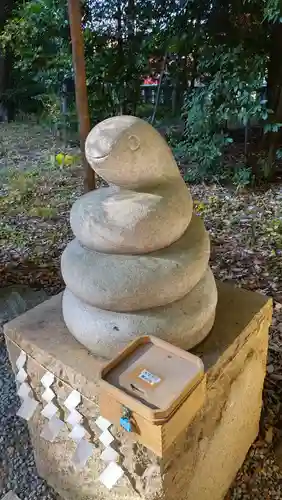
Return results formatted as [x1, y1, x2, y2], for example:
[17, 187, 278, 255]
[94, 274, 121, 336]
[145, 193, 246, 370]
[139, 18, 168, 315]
[40, 371, 64, 442]
[16, 350, 26, 370]
[17, 381, 31, 399]
[99, 429, 114, 447]
[100, 446, 119, 463]
[63, 390, 93, 468]
[99, 462, 124, 490]
[64, 390, 81, 411]
[41, 401, 58, 419]
[41, 372, 55, 389]
[16, 367, 28, 384]
[41, 415, 65, 442]
[69, 424, 86, 442]
[17, 396, 38, 421]
[95, 415, 124, 489]
[96, 416, 111, 432]
[42, 387, 55, 403]
[72, 438, 93, 470]
[15, 350, 38, 421]
[66, 408, 82, 426]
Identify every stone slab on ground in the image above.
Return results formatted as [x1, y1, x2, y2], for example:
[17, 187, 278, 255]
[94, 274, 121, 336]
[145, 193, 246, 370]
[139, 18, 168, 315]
[4, 282, 272, 500]
[0, 286, 49, 324]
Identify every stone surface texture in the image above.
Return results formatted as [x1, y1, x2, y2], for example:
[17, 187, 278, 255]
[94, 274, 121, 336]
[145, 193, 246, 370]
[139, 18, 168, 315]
[4, 281, 272, 500]
[61, 115, 217, 355]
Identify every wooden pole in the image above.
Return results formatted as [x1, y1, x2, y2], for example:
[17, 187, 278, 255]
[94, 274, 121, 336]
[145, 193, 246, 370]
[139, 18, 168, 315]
[67, 0, 96, 192]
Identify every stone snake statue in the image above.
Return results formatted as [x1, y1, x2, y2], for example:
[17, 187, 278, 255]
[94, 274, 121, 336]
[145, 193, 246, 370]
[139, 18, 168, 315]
[61, 116, 218, 358]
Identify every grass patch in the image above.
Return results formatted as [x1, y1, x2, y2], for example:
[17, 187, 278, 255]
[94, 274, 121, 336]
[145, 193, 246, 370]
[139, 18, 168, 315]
[0, 122, 83, 259]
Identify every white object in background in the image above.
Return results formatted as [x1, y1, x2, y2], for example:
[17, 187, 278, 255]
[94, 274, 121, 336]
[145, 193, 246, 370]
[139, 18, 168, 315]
[99, 462, 124, 490]
[17, 396, 38, 421]
[41, 414, 65, 442]
[95, 416, 111, 432]
[99, 429, 114, 447]
[72, 438, 93, 469]
[100, 446, 119, 464]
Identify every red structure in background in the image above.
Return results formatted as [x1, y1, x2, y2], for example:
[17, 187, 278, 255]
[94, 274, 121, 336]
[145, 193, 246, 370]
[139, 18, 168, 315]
[143, 76, 159, 85]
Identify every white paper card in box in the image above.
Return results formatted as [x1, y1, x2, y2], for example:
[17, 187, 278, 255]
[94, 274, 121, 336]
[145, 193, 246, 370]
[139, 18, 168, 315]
[99, 462, 124, 490]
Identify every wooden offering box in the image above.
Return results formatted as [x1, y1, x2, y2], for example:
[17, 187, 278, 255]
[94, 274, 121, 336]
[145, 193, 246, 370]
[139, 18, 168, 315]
[99, 336, 206, 456]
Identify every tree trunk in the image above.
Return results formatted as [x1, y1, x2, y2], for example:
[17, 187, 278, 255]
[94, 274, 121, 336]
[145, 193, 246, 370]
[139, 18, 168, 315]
[67, 0, 95, 192]
[0, 0, 16, 121]
[116, 0, 124, 114]
[125, 0, 139, 115]
[0, 53, 8, 121]
[265, 22, 282, 174]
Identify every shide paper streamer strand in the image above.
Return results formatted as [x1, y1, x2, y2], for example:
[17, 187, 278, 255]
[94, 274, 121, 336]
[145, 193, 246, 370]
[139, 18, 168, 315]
[14, 346, 94, 469]
[63, 389, 94, 469]
[40, 371, 65, 443]
[95, 416, 124, 489]
[16, 350, 39, 421]
[14, 343, 124, 486]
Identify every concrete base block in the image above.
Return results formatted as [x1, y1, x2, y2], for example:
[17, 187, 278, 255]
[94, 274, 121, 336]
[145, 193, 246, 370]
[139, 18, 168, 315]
[4, 282, 272, 500]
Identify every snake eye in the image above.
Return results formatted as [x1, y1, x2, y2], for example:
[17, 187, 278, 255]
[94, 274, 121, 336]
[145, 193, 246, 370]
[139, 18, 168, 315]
[128, 134, 140, 151]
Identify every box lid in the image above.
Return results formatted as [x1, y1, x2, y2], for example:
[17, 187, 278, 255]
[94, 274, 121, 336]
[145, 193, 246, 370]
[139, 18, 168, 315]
[99, 336, 204, 423]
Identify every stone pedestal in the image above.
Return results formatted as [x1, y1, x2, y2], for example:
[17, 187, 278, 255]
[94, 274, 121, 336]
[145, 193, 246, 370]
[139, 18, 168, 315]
[4, 282, 272, 500]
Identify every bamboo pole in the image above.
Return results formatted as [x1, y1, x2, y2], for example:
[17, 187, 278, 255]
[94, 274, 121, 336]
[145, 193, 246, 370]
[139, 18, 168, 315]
[67, 0, 96, 192]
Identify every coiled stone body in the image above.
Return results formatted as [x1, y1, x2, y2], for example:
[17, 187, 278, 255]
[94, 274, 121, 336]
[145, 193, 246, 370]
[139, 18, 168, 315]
[61, 116, 217, 357]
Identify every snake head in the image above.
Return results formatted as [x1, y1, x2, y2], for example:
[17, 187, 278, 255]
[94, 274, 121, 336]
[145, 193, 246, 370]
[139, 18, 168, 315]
[85, 115, 179, 188]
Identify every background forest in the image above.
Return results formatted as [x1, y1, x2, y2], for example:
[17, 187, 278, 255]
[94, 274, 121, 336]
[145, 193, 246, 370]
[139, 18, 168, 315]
[1, 0, 282, 186]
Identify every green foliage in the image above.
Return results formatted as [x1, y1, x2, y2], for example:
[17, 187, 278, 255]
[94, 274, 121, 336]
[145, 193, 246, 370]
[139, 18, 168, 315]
[265, 218, 282, 249]
[181, 44, 267, 182]
[232, 165, 252, 189]
[0, 0, 72, 118]
[2, 0, 282, 188]
[0, 0, 71, 89]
